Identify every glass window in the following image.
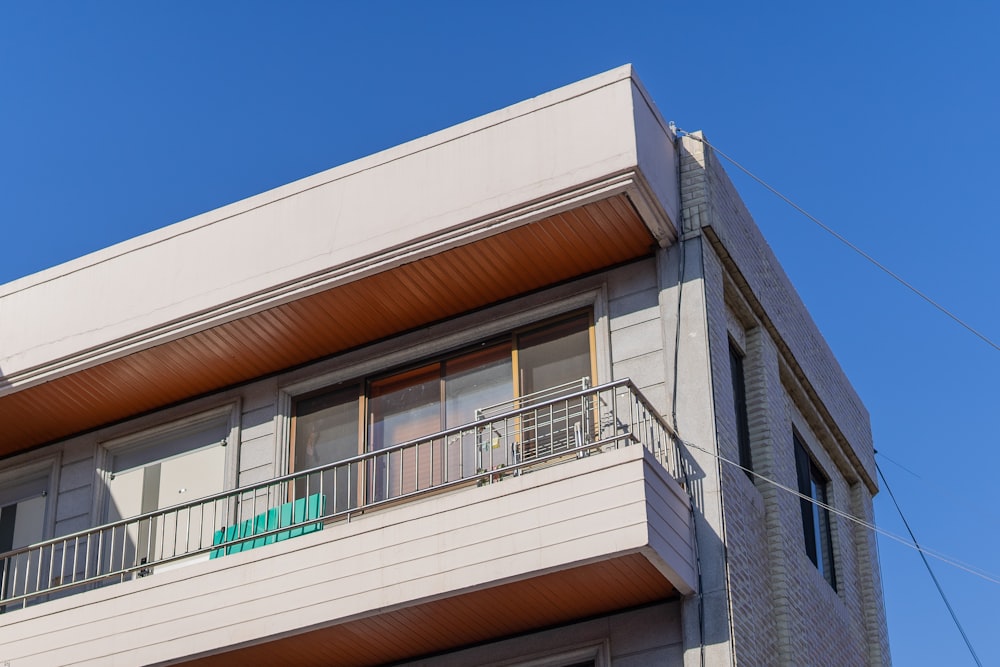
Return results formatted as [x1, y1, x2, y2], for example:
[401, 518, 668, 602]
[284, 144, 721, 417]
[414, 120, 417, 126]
[444, 345, 513, 428]
[370, 365, 445, 499]
[729, 341, 752, 477]
[517, 313, 593, 396]
[104, 416, 229, 574]
[445, 345, 513, 477]
[516, 314, 593, 460]
[0, 472, 50, 605]
[293, 386, 361, 513]
[291, 311, 595, 504]
[0, 475, 48, 553]
[794, 434, 837, 590]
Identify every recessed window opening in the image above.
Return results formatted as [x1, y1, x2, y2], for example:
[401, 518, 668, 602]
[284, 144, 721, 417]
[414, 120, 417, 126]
[728, 339, 752, 478]
[291, 311, 595, 506]
[102, 413, 231, 575]
[794, 433, 837, 590]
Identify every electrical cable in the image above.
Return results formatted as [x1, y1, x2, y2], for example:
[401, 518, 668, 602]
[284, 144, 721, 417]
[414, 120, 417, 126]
[671, 128, 1000, 354]
[667, 232, 709, 667]
[678, 437, 1000, 586]
[664, 126, 992, 661]
[876, 461, 984, 666]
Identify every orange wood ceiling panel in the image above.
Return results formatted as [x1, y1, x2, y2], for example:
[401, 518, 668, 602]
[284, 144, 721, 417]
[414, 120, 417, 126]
[180, 553, 678, 667]
[0, 196, 656, 457]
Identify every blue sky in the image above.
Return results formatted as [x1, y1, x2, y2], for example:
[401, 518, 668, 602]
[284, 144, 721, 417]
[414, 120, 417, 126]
[2, 2, 998, 663]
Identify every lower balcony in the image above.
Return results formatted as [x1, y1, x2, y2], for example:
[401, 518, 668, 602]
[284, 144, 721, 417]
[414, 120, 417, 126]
[0, 381, 696, 666]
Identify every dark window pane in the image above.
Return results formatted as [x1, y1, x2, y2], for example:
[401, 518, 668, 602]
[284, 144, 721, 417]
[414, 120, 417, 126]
[445, 345, 513, 476]
[294, 386, 360, 512]
[370, 366, 443, 499]
[517, 314, 592, 396]
[794, 434, 837, 590]
[516, 314, 593, 460]
[729, 342, 752, 477]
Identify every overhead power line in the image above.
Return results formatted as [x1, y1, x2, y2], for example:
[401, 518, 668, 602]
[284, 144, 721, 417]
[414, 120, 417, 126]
[667, 127, 990, 663]
[877, 462, 984, 667]
[672, 128, 1000, 354]
[680, 438, 1000, 586]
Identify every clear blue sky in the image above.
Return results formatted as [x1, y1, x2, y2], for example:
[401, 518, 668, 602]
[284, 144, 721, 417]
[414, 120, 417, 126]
[2, 2, 998, 663]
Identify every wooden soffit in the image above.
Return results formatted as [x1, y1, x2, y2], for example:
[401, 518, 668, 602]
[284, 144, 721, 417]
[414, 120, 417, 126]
[0, 194, 657, 457]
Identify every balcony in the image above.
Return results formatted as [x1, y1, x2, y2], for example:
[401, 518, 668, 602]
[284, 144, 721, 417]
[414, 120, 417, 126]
[1, 380, 696, 666]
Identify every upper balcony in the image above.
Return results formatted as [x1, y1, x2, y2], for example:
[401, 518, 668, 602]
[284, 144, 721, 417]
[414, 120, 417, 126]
[1, 379, 696, 666]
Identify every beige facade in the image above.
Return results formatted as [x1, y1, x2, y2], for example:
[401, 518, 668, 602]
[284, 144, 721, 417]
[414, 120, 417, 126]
[0, 67, 888, 666]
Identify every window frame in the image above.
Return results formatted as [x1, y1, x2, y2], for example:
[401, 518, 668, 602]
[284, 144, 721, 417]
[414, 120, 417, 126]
[728, 338, 752, 478]
[277, 284, 611, 475]
[95, 402, 241, 526]
[285, 309, 598, 485]
[793, 432, 837, 590]
[0, 455, 60, 552]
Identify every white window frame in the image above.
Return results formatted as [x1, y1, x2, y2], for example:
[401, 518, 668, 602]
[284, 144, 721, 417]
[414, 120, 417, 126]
[93, 401, 240, 525]
[0, 454, 60, 548]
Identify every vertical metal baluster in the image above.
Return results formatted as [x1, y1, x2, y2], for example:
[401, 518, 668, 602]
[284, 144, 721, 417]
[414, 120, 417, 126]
[345, 462, 352, 513]
[71, 536, 80, 584]
[47, 542, 57, 593]
[120, 522, 129, 578]
[251, 487, 258, 545]
[34, 546, 43, 597]
[86, 527, 95, 580]
[104, 526, 113, 574]
[304, 472, 311, 529]
[328, 463, 335, 515]
[10, 554, 17, 603]
[629, 389, 638, 447]
[19, 553, 27, 607]
[213, 496, 221, 551]
[564, 399, 571, 452]
[347, 461, 353, 512]
[58, 538, 67, 590]
[323, 464, 329, 516]
[190, 503, 197, 553]
[145, 515, 154, 572]
[488, 421, 494, 477]
[460, 429, 465, 481]
[87, 530, 98, 579]
[614, 387, 621, 445]
[18, 551, 26, 599]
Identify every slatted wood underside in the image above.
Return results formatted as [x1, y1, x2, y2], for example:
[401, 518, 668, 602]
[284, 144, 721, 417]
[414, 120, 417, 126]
[0, 196, 655, 457]
[179, 552, 676, 667]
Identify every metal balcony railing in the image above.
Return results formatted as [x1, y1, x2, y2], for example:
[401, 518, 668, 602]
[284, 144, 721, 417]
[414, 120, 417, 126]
[0, 379, 687, 611]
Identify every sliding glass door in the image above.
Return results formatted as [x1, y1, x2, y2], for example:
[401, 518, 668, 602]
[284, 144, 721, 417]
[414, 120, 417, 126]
[291, 311, 595, 504]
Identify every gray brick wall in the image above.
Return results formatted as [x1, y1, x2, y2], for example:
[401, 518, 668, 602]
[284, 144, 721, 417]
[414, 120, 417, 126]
[679, 133, 889, 665]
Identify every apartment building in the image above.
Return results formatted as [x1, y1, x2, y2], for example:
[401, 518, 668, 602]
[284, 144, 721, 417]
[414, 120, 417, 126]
[0, 66, 889, 666]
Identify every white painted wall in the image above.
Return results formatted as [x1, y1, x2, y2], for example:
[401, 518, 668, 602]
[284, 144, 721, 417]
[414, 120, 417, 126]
[0, 446, 693, 667]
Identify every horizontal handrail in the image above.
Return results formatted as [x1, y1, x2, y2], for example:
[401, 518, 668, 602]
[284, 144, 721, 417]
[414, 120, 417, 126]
[0, 379, 685, 610]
